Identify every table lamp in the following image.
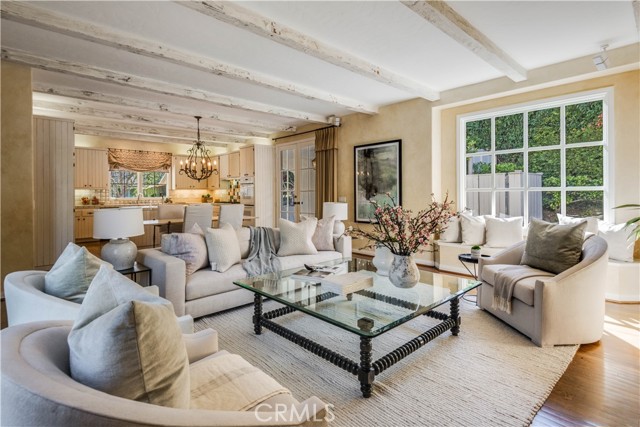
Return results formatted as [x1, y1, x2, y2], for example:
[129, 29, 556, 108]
[323, 202, 348, 235]
[93, 207, 144, 270]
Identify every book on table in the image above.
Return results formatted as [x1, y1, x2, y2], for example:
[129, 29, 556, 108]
[290, 264, 345, 280]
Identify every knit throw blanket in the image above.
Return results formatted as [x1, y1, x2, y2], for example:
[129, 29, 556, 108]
[492, 265, 554, 314]
[242, 226, 281, 276]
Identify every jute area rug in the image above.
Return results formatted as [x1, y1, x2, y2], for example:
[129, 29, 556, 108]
[195, 298, 577, 427]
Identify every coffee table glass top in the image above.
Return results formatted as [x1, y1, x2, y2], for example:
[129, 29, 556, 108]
[234, 258, 480, 337]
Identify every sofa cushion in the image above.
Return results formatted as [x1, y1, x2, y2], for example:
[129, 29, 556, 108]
[186, 264, 248, 301]
[237, 227, 251, 259]
[68, 265, 190, 408]
[205, 223, 242, 272]
[481, 264, 552, 306]
[277, 218, 318, 256]
[460, 213, 486, 245]
[558, 214, 599, 235]
[521, 218, 587, 274]
[45, 242, 109, 303]
[161, 224, 208, 275]
[439, 216, 462, 243]
[484, 216, 523, 248]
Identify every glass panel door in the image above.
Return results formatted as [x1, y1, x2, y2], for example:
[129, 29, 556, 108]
[277, 139, 315, 222]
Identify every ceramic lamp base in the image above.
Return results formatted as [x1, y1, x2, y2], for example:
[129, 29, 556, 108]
[101, 238, 137, 270]
[333, 220, 345, 236]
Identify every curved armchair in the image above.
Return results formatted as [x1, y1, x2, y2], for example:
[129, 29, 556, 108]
[4, 270, 194, 333]
[477, 235, 608, 347]
[1, 321, 328, 427]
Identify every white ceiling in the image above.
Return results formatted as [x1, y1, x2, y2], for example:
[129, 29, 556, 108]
[1, 1, 638, 148]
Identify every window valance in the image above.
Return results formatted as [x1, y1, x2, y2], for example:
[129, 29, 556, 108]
[108, 148, 172, 172]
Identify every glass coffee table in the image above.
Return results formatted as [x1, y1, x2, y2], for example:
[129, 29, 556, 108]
[233, 258, 480, 397]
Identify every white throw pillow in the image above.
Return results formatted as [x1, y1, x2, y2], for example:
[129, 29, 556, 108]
[597, 221, 637, 262]
[277, 218, 318, 256]
[312, 215, 336, 251]
[44, 242, 110, 303]
[68, 266, 190, 408]
[205, 223, 242, 272]
[460, 213, 486, 245]
[557, 214, 599, 235]
[439, 216, 462, 243]
[161, 224, 209, 275]
[484, 216, 524, 248]
[236, 227, 251, 259]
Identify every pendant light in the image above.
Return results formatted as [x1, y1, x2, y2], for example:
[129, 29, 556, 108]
[179, 116, 217, 181]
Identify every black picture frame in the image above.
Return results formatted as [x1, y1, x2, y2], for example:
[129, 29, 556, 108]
[354, 139, 402, 222]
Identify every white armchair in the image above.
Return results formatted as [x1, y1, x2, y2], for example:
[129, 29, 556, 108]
[4, 270, 194, 333]
[477, 235, 609, 347]
[1, 321, 328, 426]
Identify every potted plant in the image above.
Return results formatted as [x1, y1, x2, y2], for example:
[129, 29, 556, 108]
[201, 193, 211, 203]
[470, 245, 482, 259]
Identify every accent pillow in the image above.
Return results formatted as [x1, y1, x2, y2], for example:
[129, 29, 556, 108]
[460, 213, 486, 245]
[160, 224, 208, 275]
[44, 242, 109, 303]
[204, 223, 242, 272]
[439, 216, 462, 243]
[68, 266, 189, 408]
[557, 214, 599, 235]
[312, 215, 336, 251]
[277, 218, 318, 256]
[237, 227, 251, 259]
[484, 216, 523, 248]
[597, 221, 637, 262]
[521, 218, 587, 274]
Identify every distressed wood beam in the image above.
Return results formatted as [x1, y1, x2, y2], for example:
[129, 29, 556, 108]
[401, 1, 527, 82]
[1, 1, 378, 114]
[178, 1, 440, 101]
[33, 99, 270, 138]
[33, 83, 296, 133]
[2, 47, 327, 123]
[68, 119, 249, 144]
[73, 126, 228, 148]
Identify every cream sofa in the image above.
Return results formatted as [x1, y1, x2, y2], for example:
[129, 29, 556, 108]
[1, 321, 328, 426]
[476, 236, 609, 347]
[138, 227, 352, 318]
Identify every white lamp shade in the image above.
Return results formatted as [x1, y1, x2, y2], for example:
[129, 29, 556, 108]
[93, 208, 144, 239]
[323, 202, 348, 220]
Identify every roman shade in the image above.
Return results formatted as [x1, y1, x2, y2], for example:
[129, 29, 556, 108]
[108, 148, 172, 172]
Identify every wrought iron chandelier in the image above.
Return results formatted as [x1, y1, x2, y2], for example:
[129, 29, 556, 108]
[179, 116, 218, 181]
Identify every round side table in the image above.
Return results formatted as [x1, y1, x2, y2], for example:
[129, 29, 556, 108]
[458, 253, 490, 280]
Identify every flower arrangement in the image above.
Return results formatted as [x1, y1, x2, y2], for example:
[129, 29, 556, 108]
[347, 193, 456, 256]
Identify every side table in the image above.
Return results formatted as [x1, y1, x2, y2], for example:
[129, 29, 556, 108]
[117, 262, 152, 286]
[457, 253, 490, 280]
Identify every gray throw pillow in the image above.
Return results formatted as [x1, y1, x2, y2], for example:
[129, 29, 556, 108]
[521, 218, 587, 274]
[44, 242, 109, 303]
[68, 265, 190, 408]
[160, 223, 209, 275]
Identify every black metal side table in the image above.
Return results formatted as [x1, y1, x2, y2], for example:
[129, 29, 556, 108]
[117, 262, 152, 286]
[457, 253, 490, 280]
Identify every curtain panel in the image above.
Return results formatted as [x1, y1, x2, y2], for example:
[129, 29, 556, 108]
[108, 148, 172, 172]
[314, 127, 338, 218]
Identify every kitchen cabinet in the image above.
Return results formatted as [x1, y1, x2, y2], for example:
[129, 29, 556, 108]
[75, 148, 109, 189]
[240, 146, 255, 177]
[172, 156, 208, 190]
[229, 151, 240, 179]
[74, 209, 95, 240]
[208, 155, 221, 190]
[218, 154, 229, 180]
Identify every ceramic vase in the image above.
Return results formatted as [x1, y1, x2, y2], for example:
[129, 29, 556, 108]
[372, 246, 393, 276]
[388, 254, 420, 288]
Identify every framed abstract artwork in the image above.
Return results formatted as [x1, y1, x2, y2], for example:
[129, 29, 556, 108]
[354, 139, 402, 222]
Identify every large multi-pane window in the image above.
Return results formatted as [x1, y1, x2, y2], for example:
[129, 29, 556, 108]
[110, 170, 168, 199]
[458, 89, 610, 223]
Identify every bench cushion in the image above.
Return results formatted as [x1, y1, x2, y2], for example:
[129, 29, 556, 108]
[481, 264, 553, 306]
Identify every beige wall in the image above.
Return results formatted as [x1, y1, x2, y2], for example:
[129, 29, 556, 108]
[437, 70, 640, 224]
[1, 62, 34, 286]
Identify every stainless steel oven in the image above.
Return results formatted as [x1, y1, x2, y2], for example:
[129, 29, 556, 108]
[239, 177, 255, 206]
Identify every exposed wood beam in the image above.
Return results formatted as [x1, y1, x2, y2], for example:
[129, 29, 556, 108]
[33, 83, 296, 132]
[73, 126, 228, 148]
[2, 47, 327, 123]
[68, 119, 249, 144]
[1, 1, 378, 115]
[401, 1, 527, 82]
[178, 1, 440, 101]
[32, 99, 270, 138]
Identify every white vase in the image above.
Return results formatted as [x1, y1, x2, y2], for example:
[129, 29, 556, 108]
[470, 248, 481, 259]
[372, 246, 393, 276]
[388, 254, 420, 288]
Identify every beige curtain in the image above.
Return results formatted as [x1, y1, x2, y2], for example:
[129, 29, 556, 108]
[108, 148, 172, 172]
[315, 127, 338, 218]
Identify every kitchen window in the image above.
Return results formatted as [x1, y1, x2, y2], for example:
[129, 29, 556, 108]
[457, 88, 611, 223]
[110, 170, 168, 199]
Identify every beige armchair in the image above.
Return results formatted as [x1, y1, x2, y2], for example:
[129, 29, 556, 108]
[1, 321, 328, 426]
[477, 235, 608, 347]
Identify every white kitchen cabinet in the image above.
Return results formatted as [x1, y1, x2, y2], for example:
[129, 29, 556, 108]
[75, 148, 109, 189]
[240, 146, 255, 177]
[172, 155, 208, 190]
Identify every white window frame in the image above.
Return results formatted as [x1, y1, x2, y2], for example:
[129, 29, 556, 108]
[109, 170, 169, 200]
[456, 87, 613, 223]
